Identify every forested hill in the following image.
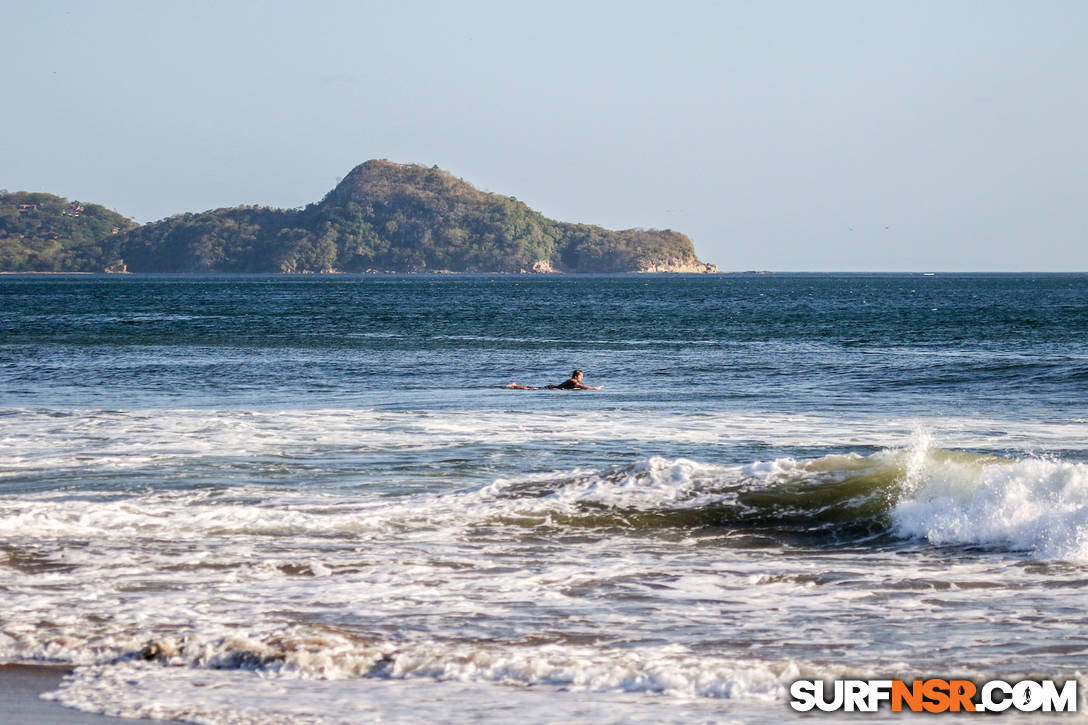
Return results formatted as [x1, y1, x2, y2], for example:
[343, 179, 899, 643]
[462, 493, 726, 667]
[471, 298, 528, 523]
[0, 192, 137, 271]
[1, 161, 718, 274]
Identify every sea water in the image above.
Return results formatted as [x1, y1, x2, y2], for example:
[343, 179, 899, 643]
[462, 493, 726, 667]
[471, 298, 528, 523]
[0, 273, 1086, 723]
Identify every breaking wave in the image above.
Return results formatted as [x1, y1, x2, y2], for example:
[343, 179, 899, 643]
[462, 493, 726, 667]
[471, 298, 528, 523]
[6, 431, 1088, 723]
[3, 430, 1088, 559]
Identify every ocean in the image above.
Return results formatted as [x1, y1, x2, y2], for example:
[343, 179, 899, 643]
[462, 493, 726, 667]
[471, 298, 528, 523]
[1, 273, 1086, 723]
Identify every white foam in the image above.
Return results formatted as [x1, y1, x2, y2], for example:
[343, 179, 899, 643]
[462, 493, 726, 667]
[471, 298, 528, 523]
[3, 407, 1084, 483]
[5, 406, 1088, 723]
[0, 490, 393, 541]
[45, 655, 804, 725]
[42, 641, 801, 722]
[893, 452, 1088, 561]
[480, 456, 733, 513]
[732, 429, 1088, 562]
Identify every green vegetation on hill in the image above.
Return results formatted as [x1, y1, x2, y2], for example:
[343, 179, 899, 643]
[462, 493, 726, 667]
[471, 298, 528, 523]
[0, 192, 137, 271]
[0, 162, 717, 273]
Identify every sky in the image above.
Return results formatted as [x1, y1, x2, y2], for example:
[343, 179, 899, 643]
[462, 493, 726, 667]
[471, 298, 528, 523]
[4, 0, 1087, 271]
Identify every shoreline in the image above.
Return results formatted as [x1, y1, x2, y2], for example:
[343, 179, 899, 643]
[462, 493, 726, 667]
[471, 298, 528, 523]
[0, 665, 154, 724]
[0, 269, 722, 275]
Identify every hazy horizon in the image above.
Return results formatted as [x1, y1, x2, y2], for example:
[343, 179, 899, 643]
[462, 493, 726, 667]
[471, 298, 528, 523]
[5, 1, 1086, 272]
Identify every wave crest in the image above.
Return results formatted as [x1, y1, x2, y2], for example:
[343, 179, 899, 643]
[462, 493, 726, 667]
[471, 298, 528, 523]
[892, 453, 1088, 561]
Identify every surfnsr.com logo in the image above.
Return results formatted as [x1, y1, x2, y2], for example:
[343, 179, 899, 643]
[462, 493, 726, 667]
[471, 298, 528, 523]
[789, 679, 1078, 713]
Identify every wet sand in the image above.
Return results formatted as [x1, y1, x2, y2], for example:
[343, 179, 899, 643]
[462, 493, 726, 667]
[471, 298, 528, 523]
[0, 666, 152, 724]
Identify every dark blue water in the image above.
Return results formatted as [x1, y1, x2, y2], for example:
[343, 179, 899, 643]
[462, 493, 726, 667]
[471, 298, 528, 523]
[3, 273, 1086, 417]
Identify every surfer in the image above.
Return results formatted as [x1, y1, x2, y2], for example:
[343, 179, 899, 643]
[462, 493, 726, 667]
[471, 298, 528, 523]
[501, 369, 601, 390]
[548, 369, 601, 390]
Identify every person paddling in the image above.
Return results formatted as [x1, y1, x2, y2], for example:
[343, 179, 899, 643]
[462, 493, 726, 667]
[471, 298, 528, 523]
[501, 369, 601, 390]
[546, 369, 601, 390]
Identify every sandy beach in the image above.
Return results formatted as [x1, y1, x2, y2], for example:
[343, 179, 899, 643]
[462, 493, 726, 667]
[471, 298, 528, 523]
[0, 666, 150, 724]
